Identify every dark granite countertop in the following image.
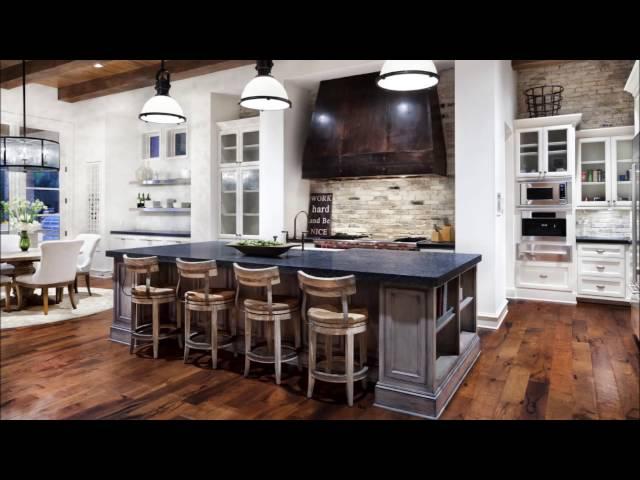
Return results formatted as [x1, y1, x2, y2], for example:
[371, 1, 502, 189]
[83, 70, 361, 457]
[106, 241, 481, 286]
[418, 241, 455, 250]
[576, 236, 631, 245]
[110, 230, 191, 238]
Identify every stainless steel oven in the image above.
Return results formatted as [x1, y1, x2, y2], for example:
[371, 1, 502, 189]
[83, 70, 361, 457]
[519, 180, 570, 207]
[517, 210, 571, 262]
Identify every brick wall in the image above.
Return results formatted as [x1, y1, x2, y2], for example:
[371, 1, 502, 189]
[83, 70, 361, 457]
[309, 67, 456, 239]
[517, 60, 635, 128]
[576, 209, 631, 237]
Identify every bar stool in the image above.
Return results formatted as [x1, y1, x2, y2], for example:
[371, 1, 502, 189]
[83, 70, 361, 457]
[177, 258, 237, 369]
[298, 270, 368, 407]
[233, 263, 301, 385]
[124, 255, 180, 359]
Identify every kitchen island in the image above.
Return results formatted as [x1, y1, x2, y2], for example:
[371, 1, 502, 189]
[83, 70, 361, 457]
[106, 241, 481, 419]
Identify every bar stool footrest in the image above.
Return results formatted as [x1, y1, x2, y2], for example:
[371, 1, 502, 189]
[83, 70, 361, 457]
[247, 345, 298, 364]
[312, 358, 368, 384]
[131, 323, 179, 341]
[185, 331, 234, 351]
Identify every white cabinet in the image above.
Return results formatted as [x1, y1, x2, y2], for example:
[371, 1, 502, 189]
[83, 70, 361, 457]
[516, 261, 571, 291]
[576, 127, 635, 208]
[217, 117, 261, 239]
[577, 242, 629, 301]
[516, 125, 575, 178]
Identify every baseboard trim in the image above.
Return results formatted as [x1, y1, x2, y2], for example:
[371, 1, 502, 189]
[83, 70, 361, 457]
[477, 300, 509, 330]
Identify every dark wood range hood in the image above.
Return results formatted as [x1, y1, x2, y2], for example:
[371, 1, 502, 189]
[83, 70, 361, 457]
[302, 72, 447, 179]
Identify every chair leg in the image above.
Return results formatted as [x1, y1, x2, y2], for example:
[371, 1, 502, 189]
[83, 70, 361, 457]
[244, 312, 251, 377]
[74, 276, 78, 293]
[183, 306, 191, 363]
[274, 318, 282, 385]
[152, 302, 159, 359]
[4, 284, 12, 312]
[325, 335, 333, 373]
[56, 287, 63, 304]
[16, 285, 23, 310]
[307, 327, 317, 399]
[211, 309, 218, 370]
[85, 273, 92, 296]
[346, 332, 354, 407]
[359, 331, 368, 390]
[67, 284, 77, 309]
[42, 287, 49, 315]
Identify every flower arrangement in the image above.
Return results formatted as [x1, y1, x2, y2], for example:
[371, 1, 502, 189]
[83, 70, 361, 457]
[1, 198, 47, 233]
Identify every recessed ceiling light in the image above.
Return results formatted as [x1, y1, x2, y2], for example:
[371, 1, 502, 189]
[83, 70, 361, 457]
[94, 63, 104, 68]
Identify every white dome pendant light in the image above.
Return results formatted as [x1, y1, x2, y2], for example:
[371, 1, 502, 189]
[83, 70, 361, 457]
[240, 60, 292, 111]
[139, 60, 186, 124]
[377, 60, 439, 91]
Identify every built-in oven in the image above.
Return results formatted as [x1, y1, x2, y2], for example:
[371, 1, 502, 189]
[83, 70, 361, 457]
[517, 210, 571, 262]
[519, 180, 571, 207]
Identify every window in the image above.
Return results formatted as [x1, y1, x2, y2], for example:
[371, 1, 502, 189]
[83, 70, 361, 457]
[143, 132, 161, 159]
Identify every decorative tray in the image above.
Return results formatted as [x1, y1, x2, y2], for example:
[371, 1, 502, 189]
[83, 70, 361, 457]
[226, 241, 299, 257]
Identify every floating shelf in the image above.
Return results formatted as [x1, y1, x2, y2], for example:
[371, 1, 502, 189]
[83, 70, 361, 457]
[129, 178, 191, 186]
[130, 208, 191, 213]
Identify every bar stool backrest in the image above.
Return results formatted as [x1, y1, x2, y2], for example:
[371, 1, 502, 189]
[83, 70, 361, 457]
[233, 263, 280, 311]
[176, 258, 217, 302]
[298, 270, 357, 323]
[123, 255, 159, 294]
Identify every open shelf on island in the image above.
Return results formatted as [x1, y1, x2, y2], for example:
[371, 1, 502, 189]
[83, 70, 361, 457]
[129, 178, 191, 186]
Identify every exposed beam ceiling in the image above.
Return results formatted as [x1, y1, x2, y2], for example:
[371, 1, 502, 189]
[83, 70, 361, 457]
[0, 60, 97, 89]
[511, 60, 576, 70]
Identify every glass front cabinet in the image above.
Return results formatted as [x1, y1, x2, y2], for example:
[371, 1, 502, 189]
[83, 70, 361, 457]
[577, 131, 635, 208]
[217, 117, 261, 238]
[516, 125, 575, 178]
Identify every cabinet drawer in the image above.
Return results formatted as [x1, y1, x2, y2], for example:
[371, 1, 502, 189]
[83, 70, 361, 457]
[516, 264, 570, 290]
[578, 277, 625, 298]
[577, 243, 624, 259]
[578, 257, 625, 278]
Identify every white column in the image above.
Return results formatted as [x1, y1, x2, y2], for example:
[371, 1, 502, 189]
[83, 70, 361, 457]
[259, 110, 285, 240]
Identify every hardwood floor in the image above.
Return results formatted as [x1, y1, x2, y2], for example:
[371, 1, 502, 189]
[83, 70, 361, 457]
[1, 277, 638, 420]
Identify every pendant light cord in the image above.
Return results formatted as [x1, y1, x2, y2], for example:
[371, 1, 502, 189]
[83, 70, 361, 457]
[22, 59, 26, 137]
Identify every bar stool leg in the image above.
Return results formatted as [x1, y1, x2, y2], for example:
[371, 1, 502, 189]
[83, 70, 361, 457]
[130, 302, 137, 354]
[176, 301, 183, 349]
[152, 302, 159, 359]
[183, 307, 191, 363]
[325, 335, 333, 373]
[244, 313, 251, 377]
[308, 327, 317, 399]
[359, 331, 368, 389]
[274, 318, 282, 385]
[230, 307, 238, 358]
[346, 332, 354, 407]
[211, 308, 218, 370]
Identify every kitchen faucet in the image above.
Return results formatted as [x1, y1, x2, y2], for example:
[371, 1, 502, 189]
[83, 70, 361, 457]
[293, 210, 308, 241]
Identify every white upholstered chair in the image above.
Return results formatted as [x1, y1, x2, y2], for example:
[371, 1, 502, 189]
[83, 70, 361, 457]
[75, 234, 101, 295]
[14, 239, 83, 315]
[1, 234, 21, 275]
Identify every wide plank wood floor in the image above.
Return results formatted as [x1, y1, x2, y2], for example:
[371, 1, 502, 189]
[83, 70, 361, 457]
[1, 278, 638, 420]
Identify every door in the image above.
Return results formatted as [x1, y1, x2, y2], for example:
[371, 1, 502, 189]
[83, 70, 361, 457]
[544, 125, 572, 176]
[578, 137, 610, 207]
[516, 128, 543, 178]
[611, 136, 634, 207]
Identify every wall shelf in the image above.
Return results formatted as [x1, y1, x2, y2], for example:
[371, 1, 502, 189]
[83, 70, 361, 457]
[129, 178, 191, 186]
[129, 208, 191, 214]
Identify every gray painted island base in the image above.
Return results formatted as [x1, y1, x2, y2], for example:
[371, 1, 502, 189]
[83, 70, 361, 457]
[107, 242, 481, 419]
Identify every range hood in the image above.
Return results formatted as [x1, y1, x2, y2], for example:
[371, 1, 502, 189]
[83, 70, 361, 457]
[302, 72, 447, 179]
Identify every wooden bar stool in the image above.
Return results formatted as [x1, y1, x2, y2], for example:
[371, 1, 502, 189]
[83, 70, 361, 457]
[233, 263, 301, 385]
[177, 258, 237, 369]
[298, 270, 368, 407]
[124, 255, 180, 359]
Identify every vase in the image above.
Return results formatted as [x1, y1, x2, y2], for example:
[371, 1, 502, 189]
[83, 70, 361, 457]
[19, 230, 30, 251]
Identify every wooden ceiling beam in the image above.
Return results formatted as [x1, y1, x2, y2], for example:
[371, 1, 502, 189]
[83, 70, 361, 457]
[57, 60, 255, 103]
[511, 60, 576, 70]
[0, 60, 97, 89]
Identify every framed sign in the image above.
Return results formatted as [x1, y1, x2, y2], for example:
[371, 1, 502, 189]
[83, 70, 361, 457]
[308, 193, 333, 237]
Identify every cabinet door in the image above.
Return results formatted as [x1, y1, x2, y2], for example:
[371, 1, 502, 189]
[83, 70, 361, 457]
[516, 128, 543, 178]
[220, 170, 238, 236]
[611, 136, 634, 208]
[241, 129, 260, 165]
[220, 132, 237, 165]
[544, 126, 572, 176]
[240, 167, 260, 236]
[578, 137, 610, 207]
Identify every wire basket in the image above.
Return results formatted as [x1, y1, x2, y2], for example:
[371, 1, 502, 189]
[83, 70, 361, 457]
[525, 85, 564, 117]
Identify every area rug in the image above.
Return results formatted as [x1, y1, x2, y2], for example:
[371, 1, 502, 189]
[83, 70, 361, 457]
[0, 288, 113, 330]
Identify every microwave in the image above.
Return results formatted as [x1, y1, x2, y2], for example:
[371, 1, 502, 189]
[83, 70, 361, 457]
[519, 180, 570, 207]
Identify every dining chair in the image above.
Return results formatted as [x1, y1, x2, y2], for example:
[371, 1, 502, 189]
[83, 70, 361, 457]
[75, 233, 101, 295]
[14, 239, 84, 315]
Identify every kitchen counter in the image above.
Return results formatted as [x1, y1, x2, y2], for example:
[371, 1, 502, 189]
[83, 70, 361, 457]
[419, 241, 455, 250]
[106, 241, 481, 419]
[576, 236, 631, 245]
[111, 230, 191, 238]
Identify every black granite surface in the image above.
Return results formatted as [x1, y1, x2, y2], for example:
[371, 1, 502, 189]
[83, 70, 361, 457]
[576, 236, 631, 245]
[110, 230, 191, 238]
[106, 241, 481, 286]
[418, 241, 455, 250]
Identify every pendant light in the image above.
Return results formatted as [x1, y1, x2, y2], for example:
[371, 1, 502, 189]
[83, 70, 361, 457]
[377, 60, 439, 91]
[139, 60, 186, 124]
[0, 60, 60, 172]
[240, 60, 291, 111]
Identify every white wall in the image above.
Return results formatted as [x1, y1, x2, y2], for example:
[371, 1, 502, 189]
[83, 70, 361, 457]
[455, 60, 516, 327]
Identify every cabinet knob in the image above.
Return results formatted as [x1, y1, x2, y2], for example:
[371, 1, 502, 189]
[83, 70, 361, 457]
[596, 285, 605, 289]
[596, 249, 605, 254]
[596, 265, 605, 270]
[539, 274, 548, 279]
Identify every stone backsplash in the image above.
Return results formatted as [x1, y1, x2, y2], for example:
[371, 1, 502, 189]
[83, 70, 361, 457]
[309, 176, 455, 239]
[576, 208, 631, 237]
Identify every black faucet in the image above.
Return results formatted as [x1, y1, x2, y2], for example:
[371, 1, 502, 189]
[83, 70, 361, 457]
[293, 210, 309, 242]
